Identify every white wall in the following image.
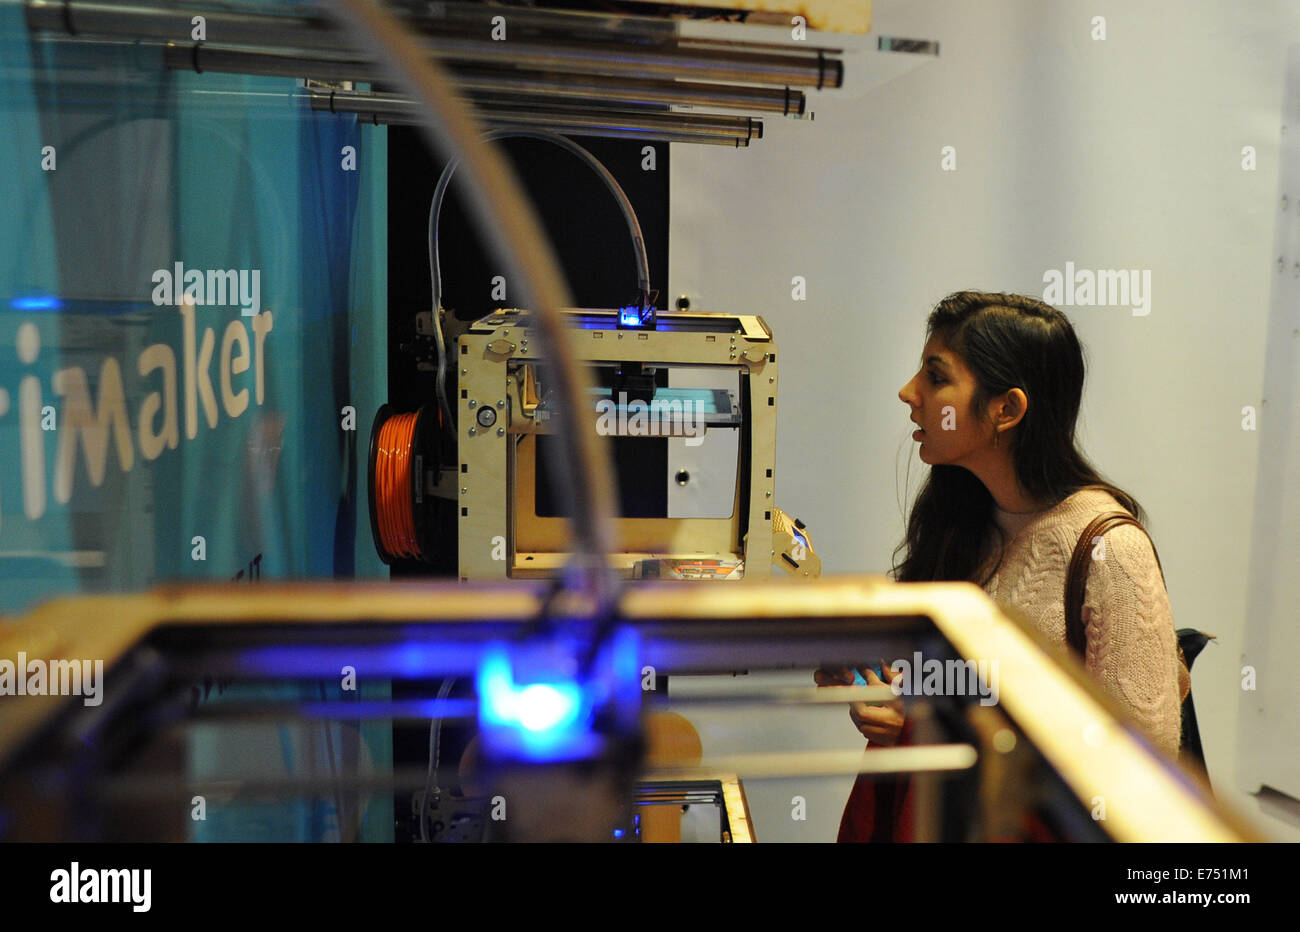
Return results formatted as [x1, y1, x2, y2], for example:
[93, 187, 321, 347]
[670, 0, 1300, 841]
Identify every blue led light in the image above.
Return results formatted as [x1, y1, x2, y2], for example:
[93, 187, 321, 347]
[619, 305, 641, 327]
[10, 294, 63, 311]
[476, 628, 641, 764]
[515, 683, 579, 731]
[477, 646, 591, 760]
[613, 828, 625, 839]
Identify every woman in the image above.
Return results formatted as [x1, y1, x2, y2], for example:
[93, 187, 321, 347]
[823, 291, 1188, 842]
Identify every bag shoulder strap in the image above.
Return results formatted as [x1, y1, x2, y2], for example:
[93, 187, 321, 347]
[1064, 511, 1166, 656]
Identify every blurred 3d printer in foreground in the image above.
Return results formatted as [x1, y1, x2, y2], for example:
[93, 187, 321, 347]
[0, 579, 1256, 842]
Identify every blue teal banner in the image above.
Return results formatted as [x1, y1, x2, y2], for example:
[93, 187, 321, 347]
[0, 2, 392, 841]
[0, 4, 386, 607]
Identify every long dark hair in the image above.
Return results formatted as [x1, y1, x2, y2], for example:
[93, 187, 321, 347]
[893, 291, 1145, 585]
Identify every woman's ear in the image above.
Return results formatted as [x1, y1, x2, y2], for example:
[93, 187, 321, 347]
[991, 387, 1029, 432]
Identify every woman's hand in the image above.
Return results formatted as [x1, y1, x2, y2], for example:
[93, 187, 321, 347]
[849, 662, 906, 746]
[813, 667, 856, 686]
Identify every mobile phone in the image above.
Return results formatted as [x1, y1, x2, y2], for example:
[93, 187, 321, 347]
[851, 665, 884, 685]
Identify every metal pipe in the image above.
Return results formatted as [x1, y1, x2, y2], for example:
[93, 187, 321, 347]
[346, 110, 757, 147]
[313, 90, 760, 144]
[452, 68, 805, 116]
[160, 44, 806, 116]
[656, 685, 906, 706]
[395, 119, 749, 147]
[26, 0, 841, 88]
[415, 37, 840, 90]
[340, 33, 841, 89]
[463, 91, 676, 115]
[473, 104, 763, 142]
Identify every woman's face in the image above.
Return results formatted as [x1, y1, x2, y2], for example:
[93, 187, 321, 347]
[898, 334, 992, 467]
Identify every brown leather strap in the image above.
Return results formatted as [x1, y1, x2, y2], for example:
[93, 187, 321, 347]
[1064, 511, 1166, 657]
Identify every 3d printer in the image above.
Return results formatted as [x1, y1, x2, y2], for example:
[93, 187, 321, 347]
[368, 305, 819, 581]
[367, 124, 817, 583]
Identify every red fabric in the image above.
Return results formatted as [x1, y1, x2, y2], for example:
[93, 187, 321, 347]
[836, 717, 917, 843]
[836, 717, 1062, 842]
[1019, 811, 1060, 843]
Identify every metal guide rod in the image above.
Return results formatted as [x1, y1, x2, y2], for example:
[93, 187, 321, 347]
[654, 746, 980, 780]
[116, 687, 905, 724]
[25, 0, 843, 88]
[89, 746, 978, 804]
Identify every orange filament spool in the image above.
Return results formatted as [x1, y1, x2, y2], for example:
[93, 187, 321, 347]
[372, 407, 426, 562]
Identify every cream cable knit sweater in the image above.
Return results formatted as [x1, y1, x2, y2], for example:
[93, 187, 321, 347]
[976, 487, 1187, 758]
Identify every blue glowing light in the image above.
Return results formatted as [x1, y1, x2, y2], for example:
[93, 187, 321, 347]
[613, 828, 625, 839]
[477, 646, 590, 760]
[516, 683, 579, 731]
[237, 642, 481, 678]
[476, 629, 641, 764]
[10, 294, 63, 312]
[619, 305, 642, 327]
